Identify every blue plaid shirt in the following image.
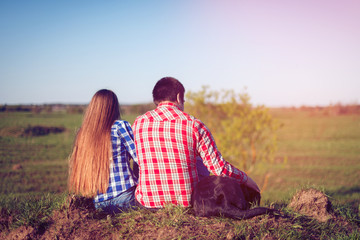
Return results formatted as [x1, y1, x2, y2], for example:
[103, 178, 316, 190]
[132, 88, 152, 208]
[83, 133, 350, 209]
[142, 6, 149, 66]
[94, 120, 138, 203]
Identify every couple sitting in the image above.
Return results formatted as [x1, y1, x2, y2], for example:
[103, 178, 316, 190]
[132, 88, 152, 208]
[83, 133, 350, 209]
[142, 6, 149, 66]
[69, 77, 260, 213]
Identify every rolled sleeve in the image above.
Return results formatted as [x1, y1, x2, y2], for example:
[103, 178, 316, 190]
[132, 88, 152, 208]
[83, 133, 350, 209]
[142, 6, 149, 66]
[193, 119, 248, 183]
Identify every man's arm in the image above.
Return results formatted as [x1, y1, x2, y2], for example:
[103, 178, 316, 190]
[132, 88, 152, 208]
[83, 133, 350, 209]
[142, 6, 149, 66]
[193, 119, 249, 184]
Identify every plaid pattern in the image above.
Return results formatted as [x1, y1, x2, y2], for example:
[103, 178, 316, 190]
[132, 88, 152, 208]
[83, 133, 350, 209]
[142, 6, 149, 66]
[132, 102, 248, 208]
[94, 120, 138, 203]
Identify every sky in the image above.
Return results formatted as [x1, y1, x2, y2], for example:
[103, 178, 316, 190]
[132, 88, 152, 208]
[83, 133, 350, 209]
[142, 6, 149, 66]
[1, 0, 359, 107]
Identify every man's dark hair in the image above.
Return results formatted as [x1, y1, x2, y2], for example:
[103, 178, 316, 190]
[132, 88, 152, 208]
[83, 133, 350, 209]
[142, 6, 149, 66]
[152, 77, 185, 105]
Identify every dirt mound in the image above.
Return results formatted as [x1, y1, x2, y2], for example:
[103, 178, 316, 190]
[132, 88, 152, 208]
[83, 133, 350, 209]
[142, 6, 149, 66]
[2, 192, 358, 239]
[21, 125, 65, 137]
[12, 164, 23, 171]
[1, 195, 105, 240]
[0, 125, 66, 138]
[288, 188, 333, 222]
[6, 226, 36, 240]
[39, 195, 108, 240]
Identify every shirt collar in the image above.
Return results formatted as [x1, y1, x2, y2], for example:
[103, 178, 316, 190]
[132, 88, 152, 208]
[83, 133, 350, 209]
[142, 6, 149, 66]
[158, 102, 181, 110]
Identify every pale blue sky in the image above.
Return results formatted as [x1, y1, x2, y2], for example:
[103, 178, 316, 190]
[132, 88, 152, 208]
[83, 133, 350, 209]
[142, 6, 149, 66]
[1, 0, 359, 107]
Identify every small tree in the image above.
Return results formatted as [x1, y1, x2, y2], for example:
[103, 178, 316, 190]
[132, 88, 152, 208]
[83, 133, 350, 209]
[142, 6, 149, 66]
[185, 86, 279, 172]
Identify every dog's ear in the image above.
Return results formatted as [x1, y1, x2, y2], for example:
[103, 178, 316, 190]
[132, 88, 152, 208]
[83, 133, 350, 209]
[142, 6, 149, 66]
[242, 185, 261, 206]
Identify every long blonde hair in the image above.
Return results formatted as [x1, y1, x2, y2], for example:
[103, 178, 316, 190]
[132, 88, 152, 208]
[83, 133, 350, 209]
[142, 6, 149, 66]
[69, 89, 120, 197]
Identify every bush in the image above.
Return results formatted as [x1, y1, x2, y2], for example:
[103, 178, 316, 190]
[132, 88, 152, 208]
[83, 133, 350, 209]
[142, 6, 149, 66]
[185, 86, 279, 172]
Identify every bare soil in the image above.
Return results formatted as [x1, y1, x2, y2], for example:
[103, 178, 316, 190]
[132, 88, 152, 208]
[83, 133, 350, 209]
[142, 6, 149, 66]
[288, 188, 333, 222]
[1, 191, 359, 240]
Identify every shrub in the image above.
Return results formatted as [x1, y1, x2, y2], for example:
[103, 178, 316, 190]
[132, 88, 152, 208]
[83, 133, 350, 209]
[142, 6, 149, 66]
[185, 86, 279, 172]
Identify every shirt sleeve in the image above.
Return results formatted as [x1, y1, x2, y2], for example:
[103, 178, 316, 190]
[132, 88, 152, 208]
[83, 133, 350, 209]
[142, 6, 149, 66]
[118, 120, 138, 163]
[193, 119, 248, 183]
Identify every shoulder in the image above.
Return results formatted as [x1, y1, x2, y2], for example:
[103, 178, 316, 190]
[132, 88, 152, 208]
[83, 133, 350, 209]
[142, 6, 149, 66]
[113, 120, 131, 128]
[175, 109, 196, 121]
[191, 116, 206, 128]
[112, 120, 133, 135]
[191, 117, 213, 138]
[133, 109, 157, 125]
[112, 120, 135, 140]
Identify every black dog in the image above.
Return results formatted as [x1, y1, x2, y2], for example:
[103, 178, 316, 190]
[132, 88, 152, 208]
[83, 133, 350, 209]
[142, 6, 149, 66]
[192, 175, 277, 219]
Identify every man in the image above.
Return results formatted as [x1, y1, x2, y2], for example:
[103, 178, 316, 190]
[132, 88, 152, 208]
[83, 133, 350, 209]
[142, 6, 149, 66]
[132, 77, 260, 208]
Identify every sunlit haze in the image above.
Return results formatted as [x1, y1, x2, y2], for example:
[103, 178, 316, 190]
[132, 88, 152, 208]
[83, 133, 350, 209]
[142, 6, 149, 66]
[1, 0, 359, 107]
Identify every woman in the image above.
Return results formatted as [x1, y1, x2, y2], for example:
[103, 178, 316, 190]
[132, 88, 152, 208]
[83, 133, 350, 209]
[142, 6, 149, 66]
[68, 89, 139, 213]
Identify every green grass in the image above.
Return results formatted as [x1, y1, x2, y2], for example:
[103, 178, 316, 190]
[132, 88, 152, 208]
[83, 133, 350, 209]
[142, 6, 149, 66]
[0, 112, 80, 199]
[0, 112, 135, 197]
[0, 110, 359, 203]
[0, 193, 67, 230]
[0, 109, 359, 238]
[249, 109, 360, 206]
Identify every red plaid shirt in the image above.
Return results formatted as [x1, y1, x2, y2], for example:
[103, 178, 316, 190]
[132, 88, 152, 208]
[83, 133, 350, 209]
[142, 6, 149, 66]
[132, 102, 248, 208]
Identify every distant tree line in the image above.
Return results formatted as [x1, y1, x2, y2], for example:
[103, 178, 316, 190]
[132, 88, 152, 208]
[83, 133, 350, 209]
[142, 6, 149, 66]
[120, 103, 155, 116]
[0, 103, 156, 116]
[1, 102, 358, 117]
[296, 103, 360, 115]
[0, 104, 86, 114]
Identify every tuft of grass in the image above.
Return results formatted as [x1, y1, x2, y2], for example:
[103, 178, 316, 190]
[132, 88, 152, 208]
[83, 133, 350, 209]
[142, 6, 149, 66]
[333, 202, 360, 225]
[0, 193, 67, 230]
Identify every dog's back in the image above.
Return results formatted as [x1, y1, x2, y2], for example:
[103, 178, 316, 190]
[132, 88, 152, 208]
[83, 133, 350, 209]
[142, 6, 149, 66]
[192, 176, 275, 219]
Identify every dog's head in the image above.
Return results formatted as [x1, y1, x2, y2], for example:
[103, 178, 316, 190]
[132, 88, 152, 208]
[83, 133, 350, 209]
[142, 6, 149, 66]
[242, 185, 261, 207]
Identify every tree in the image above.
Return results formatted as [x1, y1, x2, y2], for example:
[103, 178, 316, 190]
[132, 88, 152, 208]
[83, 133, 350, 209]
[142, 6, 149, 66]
[185, 86, 279, 172]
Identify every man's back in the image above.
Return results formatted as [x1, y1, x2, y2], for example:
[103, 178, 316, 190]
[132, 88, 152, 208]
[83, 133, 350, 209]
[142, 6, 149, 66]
[132, 102, 248, 208]
[132, 102, 199, 208]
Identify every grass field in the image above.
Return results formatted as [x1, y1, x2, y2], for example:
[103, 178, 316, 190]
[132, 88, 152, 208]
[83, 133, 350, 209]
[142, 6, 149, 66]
[0, 109, 359, 204]
[254, 109, 360, 206]
[0, 108, 359, 239]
